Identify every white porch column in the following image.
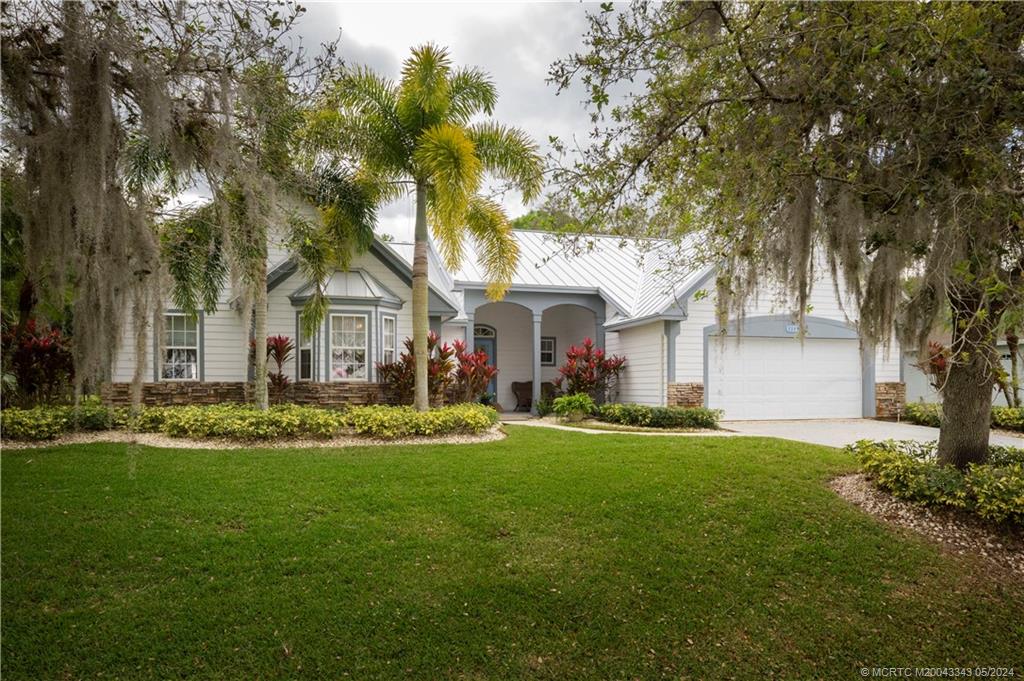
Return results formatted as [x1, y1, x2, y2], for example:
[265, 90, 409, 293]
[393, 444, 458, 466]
[531, 312, 543, 414]
[464, 312, 474, 346]
[595, 312, 606, 351]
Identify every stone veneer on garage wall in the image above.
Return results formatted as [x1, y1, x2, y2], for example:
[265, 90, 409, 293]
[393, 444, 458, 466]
[667, 382, 705, 408]
[100, 382, 393, 409]
[874, 382, 906, 419]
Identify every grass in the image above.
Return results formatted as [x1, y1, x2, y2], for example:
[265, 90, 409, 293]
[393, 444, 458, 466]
[2, 426, 1022, 679]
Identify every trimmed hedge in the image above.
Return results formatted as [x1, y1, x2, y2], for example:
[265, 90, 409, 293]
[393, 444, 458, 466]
[2, 402, 498, 442]
[345, 404, 498, 439]
[596, 403, 721, 430]
[902, 402, 1024, 433]
[848, 439, 1024, 525]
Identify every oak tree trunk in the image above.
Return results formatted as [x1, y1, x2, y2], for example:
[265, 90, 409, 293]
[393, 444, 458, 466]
[936, 293, 996, 469]
[253, 259, 269, 411]
[411, 181, 430, 412]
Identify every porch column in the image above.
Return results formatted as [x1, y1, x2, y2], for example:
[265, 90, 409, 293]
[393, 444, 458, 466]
[531, 312, 543, 414]
[595, 312, 606, 351]
[464, 312, 474, 346]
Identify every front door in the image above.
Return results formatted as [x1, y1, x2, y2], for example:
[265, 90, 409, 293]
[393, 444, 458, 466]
[473, 336, 498, 397]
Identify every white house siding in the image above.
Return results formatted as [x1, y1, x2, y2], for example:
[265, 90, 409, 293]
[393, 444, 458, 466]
[675, 271, 901, 384]
[614, 321, 666, 406]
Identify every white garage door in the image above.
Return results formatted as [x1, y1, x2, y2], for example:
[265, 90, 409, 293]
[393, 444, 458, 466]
[707, 337, 862, 420]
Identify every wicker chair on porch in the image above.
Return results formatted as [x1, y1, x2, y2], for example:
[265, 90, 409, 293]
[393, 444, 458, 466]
[510, 381, 557, 412]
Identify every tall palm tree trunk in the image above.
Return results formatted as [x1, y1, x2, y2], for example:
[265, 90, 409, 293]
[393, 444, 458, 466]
[253, 260, 270, 410]
[412, 181, 430, 411]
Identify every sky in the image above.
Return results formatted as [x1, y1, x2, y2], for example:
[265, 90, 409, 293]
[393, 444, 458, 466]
[286, 1, 596, 240]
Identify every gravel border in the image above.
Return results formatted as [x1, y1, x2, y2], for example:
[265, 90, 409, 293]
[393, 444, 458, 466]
[831, 473, 1024, 576]
[0, 425, 506, 451]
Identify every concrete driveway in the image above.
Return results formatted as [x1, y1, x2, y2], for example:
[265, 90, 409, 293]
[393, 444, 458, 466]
[720, 418, 1024, 449]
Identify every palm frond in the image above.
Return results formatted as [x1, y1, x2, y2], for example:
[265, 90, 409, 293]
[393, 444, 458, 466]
[466, 122, 544, 201]
[447, 67, 497, 123]
[304, 93, 411, 176]
[313, 164, 379, 258]
[464, 195, 519, 300]
[286, 213, 333, 339]
[159, 204, 227, 316]
[415, 123, 483, 267]
[397, 43, 452, 133]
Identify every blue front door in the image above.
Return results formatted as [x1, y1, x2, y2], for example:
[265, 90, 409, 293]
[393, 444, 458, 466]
[474, 337, 498, 396]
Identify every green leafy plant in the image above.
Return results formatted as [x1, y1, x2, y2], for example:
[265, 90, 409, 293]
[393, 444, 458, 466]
[903, 402, 1023, 433]
[848, 440, 1024, 525]
[551, 393, 596, 422]
[344, 404, 498, 439]
[596, 403, 721, 430]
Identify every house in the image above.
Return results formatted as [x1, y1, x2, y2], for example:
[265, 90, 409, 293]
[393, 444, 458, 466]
[105, 230, 907, 419]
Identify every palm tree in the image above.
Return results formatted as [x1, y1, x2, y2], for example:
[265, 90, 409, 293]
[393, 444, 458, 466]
[305, 44, 543, 411]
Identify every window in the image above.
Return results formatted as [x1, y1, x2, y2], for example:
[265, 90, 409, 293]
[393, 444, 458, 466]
[330, 314, 367, 380]
[382, 316, 397, 365]
[298, 325, 313, 381]
[540, 336, 556, 366]
[162, 313, 198, 380]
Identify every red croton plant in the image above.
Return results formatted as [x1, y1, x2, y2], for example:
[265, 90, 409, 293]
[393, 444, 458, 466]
[553, 337, 626, 401]
[452, 339, 499, 404]
[0, 318, 74, 406]
[376, 333, 498, 406]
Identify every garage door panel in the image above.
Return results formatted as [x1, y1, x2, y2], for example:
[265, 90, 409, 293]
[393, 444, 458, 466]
[708, 337, 862, 420]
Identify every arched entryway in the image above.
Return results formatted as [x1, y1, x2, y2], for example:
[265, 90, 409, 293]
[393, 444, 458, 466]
[472, 323, 498, 397]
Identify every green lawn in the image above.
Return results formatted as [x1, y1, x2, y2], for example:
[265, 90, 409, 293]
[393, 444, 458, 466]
[2, 427, 1021, 679]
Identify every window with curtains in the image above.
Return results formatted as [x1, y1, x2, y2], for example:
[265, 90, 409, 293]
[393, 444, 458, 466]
[161, 313, 198, 380]
[330, 314, 367, 380]
[382, 316, 397, 365]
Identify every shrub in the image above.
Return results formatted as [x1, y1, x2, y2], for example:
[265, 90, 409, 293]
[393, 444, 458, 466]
[596, 403, 721, 430]
[992, 406, 1024, 432]
[451, 339, 498, 404]
[344, 404, 498, 439]
[266, 335, 294, 404]
[376, 332, 455, 405]
[903, 402, 1024, 433]
[1, 406, 72, 440]
[902, 402, 942, 428]
[0, 319, 74, 406]
[551, 393, 596, 422]
[552, 338, 626, 402]
[848, 440, 1024, 525]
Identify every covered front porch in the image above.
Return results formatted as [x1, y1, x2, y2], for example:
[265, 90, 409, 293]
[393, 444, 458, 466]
[450, 288, 608, 413]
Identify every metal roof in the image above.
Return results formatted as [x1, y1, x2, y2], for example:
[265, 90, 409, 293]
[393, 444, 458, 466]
[450, 230, 711, 323]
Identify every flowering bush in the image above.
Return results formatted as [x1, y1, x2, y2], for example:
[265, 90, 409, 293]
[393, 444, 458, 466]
[552, 337, 626, 401]
[0, 319, 74, 405]
[451, 339, 498, 404]
[375, 332, 455, 406]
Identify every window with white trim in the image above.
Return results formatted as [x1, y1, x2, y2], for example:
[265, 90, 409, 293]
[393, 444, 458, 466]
[382, 316, 397, 365]
[298, 324, 313, 381]
[330, 314, 367, 380]
[162, 313, 198, 380]
[540, 336, 556, 366]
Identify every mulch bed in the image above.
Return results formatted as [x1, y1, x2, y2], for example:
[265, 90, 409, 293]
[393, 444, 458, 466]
[831, 473, 1024, 576]
[0, 426, 506, 451]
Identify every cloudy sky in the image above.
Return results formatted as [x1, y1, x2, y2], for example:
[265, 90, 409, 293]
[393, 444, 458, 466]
[292, 1, 596, 240]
